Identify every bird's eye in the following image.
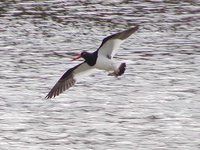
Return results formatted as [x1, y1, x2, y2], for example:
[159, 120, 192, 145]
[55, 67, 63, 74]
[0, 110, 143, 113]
[82, 52, 86, 56]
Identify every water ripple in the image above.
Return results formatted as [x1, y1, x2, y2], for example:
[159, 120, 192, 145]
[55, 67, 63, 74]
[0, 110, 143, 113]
[0, 0, 200, 149]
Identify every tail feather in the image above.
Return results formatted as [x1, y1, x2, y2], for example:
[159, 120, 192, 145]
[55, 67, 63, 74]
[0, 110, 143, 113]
[118, 63, 126, 76]
[108, 63, 126, 76]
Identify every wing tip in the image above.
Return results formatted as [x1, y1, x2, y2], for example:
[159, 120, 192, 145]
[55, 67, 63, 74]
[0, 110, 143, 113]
[45, 92, 55, 99]
[114, 25, 139, 40]
[45, 95, 53, 99]
[131, 25, 139, 31]
[127, 25, 139, 34]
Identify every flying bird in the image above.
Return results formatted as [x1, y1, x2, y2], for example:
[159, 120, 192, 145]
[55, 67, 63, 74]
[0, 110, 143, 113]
[46, 26, 139, 99]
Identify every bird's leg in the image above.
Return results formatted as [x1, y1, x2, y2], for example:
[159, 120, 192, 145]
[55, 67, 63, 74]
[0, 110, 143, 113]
[108, 63, 126, 76]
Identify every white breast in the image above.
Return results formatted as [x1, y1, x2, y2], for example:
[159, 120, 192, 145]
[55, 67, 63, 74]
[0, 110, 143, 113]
[95, 54, 118, 72]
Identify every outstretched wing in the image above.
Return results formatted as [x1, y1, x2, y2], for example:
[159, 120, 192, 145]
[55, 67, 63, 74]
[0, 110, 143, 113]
[45, 62, 92, 99]
[98, 26, 139, 59]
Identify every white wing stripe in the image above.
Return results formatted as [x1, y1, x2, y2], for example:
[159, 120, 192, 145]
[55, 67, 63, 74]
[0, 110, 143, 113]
[97, 26, 138, 59]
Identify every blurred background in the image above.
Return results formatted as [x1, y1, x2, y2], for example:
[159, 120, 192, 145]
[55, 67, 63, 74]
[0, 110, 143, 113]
[0, 0, 199, 149]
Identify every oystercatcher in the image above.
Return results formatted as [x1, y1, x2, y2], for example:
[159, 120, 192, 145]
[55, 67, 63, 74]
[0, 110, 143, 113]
[46, 26, 139, 99]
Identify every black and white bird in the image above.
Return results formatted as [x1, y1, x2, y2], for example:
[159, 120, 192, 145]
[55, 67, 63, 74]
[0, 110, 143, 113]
[46, 26, 139, 99]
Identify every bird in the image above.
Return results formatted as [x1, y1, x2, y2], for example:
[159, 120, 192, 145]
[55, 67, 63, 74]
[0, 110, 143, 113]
[45, 26, 139, 99]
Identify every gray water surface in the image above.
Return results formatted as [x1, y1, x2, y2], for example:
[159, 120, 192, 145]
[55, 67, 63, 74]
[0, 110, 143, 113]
[0, 0, 200, 149]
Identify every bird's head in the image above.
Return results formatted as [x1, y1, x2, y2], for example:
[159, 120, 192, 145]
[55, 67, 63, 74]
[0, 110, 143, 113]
[72, 51, 89, 61]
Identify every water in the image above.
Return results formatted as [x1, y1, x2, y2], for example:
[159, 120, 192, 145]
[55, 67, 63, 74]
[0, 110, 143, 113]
[0, 0, 200, 149]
